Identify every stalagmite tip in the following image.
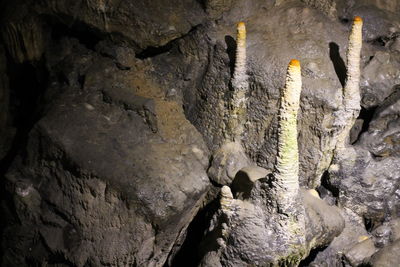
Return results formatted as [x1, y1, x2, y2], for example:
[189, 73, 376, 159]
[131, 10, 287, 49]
[353, 16, 362, 23]
[289, 59, 300, 67]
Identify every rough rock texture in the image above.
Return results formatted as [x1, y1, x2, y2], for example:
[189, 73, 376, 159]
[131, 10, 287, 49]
[309, 208, 372, 266]
[208, 141, 251, 186]
[329, 91, 400, 224]
[2, 37, 211, 266]
[330, 147, 400, 223]
[372, 223, 392, 248]
[184, 0, 400, 191]
[344, 238, 377, 266]
[89, 0, 207, 49]
[358, 88, 400, 158]
[1, 14, 46, 64]
[344, 0, 400, 42]
[179, 0, 381, 188]
[369, 239, 400, 267]
[1, 0, 400, 265]
[303, 189, 345, 249]
[301, 0, 337, 19]
[361, 53, 400, 109]
[199, 181, 344, 266]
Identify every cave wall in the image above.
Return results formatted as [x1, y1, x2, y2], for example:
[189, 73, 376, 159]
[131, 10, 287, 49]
[0, 0, 400, 266]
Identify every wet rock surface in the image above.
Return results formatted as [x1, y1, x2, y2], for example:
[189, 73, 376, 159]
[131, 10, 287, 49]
[0, 0, 400, 266]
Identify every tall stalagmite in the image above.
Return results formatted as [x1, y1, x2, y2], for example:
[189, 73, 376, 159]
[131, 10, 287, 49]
[336, 16, 363, 150]
[273, 59, 302, 212]
[229, 21, 248, 141]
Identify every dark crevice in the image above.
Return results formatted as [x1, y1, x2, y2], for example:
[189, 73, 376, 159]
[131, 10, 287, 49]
[0, 48, 49, 265]
[329, 42, 346, 87]
[0, 59, 48, 174]
[299, 245, 328, 266]
[115, 62, 131, 70]
[37, 233, 75, 266]
[371, 153, 384, 160]
[369, 55, 374, 62]
[78, 74, 86, 89]
[47, 252, 75, 266]
[368, 33, 400, 47]
[351, 106, 377, 144]
[135, 42, 174, 59]
[225, 35, 236, 76]
[44, 15, 104, 51]
[319, 170, 339, 200]
[136, 25, 201, 59]
[363, 216, 375, 233]
[371, 36, 387, 47]
[166, 197, 219, 267]
[196, 0, 206, 10]
[339, 17, 350, 24]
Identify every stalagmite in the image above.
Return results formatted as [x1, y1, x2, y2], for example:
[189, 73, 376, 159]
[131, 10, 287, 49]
[273, 59, 302, 212]
[229, 21, 249, 141]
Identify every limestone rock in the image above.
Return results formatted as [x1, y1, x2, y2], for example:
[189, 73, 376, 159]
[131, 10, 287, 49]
[183, 1, 350, 187]
[358, 89, 400, 158]
[39, 0, 206, 51]
[345, 1, 400, 42]
[301, 0, 337, 19]
[308, 208, 372, 266]
[390, 218, 400, 240]
[199, 178, 344, 266]
[208, 141, 251, 186]
[361, 52, 400, 108]
[231, 166, 271, 199]
[2, 39, 211, 267]
[369, 239, 400, 267]
[2, 0, 400, 265]
[328, 91, 400, 224]
[329, 147, 400, 223]
[372, 223, 392, 248]
[344, 238, 377, 266]
[1, 14, 46, 63]
[204, 0, 236, 18]
[303, 189, 345, 248]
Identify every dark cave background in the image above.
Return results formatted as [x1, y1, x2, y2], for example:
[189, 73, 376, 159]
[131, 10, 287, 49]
[0, 0, 400, 266]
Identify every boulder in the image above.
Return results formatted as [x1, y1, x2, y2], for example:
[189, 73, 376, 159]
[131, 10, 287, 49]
[2, 39, 211, 267]
[369, 238, 400, 267]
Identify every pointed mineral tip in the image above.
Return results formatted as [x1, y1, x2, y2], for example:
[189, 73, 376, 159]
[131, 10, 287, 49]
[289, 59, 300, 67]
[237, 21, 246, 38]
[354, 16, 363, 23]
[237, 21, 246, 30]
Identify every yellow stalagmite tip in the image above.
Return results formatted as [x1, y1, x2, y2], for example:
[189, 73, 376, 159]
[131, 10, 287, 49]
[289, 59, 300, 67]
[237, 22, 246, 38]
[237, 21, 246, 29]
[354, 16, 362, 23]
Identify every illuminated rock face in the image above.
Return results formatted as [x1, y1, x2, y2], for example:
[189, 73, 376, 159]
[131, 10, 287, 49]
[1, 0, 400, 266]
[199, 60, 344, 266]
